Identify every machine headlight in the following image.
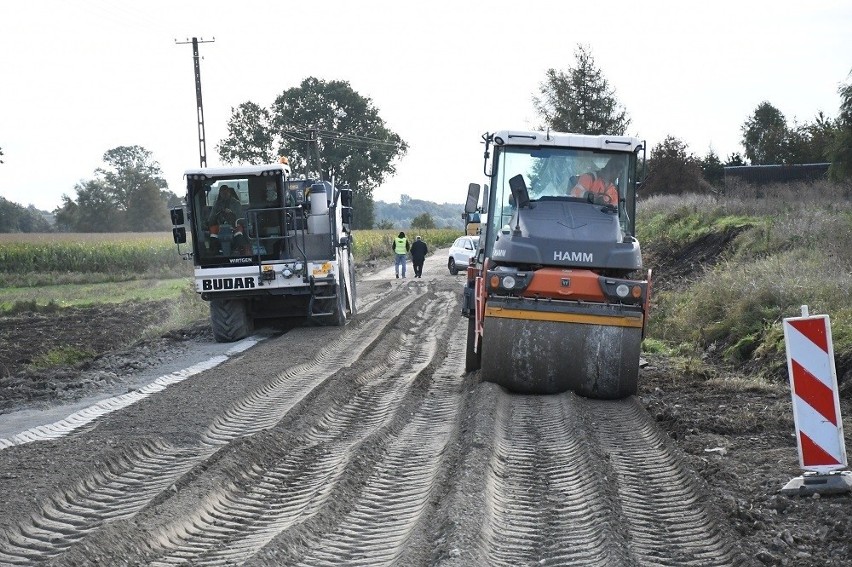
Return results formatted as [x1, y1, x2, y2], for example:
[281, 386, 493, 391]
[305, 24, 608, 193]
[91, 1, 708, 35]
[601, 277, 646, 304]
[282, 268, 293, 278]
[486, 269, 530, 294]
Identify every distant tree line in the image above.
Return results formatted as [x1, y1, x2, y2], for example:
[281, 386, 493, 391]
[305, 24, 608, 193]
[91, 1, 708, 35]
[374, 195, 464, 231]
[0, 196, 53, 233]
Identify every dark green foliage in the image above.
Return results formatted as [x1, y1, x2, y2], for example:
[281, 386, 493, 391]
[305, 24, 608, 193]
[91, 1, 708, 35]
[741, 102, 841, 167]
[217, 77, 408, 230]
[533, 44, 630, 135]
[410, 212, 436, 229]
[0, 196, 53, 233]
[699, 148, 725, 187]
[352, 190, 375, 231]
[126, 180, 172, 232]
[725, 153, 747, 166]
[217, 102, 275, 164]
[829, 70, 852, 181]
[642, 136, 712, 196]
[741, 102, 788, 165]
[54, 145, 177, 232]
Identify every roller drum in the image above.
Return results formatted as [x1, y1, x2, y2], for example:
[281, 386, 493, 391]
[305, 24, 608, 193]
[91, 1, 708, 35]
[481, 315, 640, 399]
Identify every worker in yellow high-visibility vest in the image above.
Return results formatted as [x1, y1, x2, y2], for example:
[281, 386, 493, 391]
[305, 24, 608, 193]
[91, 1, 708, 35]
[392, 231, 410, 279]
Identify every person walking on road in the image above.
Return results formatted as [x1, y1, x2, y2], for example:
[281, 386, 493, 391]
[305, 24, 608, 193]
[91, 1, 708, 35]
[410, 235, 428, 278]
[392, 231, 410, 278]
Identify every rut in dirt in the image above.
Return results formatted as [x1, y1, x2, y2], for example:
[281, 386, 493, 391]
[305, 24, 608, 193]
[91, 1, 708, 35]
[0, 275, 747, 566]
[0, 281, 432, 565]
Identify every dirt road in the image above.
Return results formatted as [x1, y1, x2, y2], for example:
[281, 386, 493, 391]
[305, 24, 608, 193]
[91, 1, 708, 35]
[0, 251, 839, 566]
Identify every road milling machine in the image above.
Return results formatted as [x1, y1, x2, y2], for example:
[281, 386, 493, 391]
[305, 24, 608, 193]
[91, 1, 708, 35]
[462, 130, 650, 399]
[170, 160, 356, 342]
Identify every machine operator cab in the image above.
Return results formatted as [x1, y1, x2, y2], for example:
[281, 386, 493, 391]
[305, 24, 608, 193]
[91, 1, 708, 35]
[466, 130, 645, 271]
[173, 163, 319, 267]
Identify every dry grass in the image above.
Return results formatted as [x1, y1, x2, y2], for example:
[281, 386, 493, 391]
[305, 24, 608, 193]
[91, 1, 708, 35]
[640, 182, 852, 383]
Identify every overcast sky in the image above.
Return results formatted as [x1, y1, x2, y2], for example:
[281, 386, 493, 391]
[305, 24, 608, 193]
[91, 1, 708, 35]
[1, 0, 850, 212]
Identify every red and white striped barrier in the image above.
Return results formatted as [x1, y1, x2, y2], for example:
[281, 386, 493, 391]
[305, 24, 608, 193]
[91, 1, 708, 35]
[782, 309, 847, 473]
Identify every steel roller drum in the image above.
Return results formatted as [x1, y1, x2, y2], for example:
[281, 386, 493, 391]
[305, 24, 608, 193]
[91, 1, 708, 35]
[481, 313, 641, 399]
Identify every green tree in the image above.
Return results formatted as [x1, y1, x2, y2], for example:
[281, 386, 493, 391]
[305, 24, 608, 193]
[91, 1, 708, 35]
[725, 152, 747, 166]
[829, 70, 852, 181]
[643, 136, 711, 196]
[741, 102, 789, 165]
[97, 146, 169, 210]
[787, 112, 837, 164]
[376, 219, 394, 230]
[56, 179, 122, 232]
[54, 146, 176, 232]
[699, 148, 725, 188]
[533, 44, 630, 135]
[53, 195, 79, 232]
[126, 179, 172, 231]
[216, 102, 276, 164]
[410, 212, 436, 229]
[0, 197, 53, 232]
[218, 77, 408, 230]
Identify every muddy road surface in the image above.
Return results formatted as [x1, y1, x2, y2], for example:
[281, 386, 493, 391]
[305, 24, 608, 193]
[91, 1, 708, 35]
[0, 253, 755, 565]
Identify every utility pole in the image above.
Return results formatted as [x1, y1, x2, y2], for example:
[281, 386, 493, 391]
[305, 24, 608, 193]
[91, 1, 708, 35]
[176, 36, 215, 168]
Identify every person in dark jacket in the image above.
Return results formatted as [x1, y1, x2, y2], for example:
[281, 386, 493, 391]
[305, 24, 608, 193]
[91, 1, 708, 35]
[410, 235, 428, 278]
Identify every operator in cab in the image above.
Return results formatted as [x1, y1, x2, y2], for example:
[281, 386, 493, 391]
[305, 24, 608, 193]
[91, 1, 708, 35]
[570, 159, 620, 206]
[208, 185, 249, 255]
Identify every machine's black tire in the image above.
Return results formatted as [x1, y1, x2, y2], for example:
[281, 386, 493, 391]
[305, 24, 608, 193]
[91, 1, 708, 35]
[465, 316, 481, 372]
[348, 253, 357, 316]
[448, 258, 458, 275]
[332, 274, 347, 327]
[210, 299, 252, 343]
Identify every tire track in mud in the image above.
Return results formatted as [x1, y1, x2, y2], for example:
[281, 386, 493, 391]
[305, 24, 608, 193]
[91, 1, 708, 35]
[481, 394, 743, 566]
[0, 282, 428, 566]
[290, 317, 465, 566]
[201, 284, 429, 446]
[582, 397, 744, 566]
[114, 290, 458, 566]
[482, 394, 627, 566]
[0, 275, 750, 566]
[0, 440, 199, 566]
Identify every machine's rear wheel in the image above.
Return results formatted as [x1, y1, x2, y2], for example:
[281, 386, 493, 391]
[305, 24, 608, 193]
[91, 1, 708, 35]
[210, 299, 252, 343]
[465, 316, 481, 372]
[348, 253, 357, 316]
[331, 274, 348, 327]
[481, 315, 640, 399]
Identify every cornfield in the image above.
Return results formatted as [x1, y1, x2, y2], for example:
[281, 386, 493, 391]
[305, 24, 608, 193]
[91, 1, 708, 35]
[351, 229, 461, 262]
[0, 233, 189, 284]
[0, 229, 463, 286]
